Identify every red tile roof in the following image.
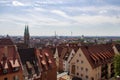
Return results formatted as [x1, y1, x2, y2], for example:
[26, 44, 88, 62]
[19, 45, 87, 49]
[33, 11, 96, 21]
[0, 38, 22, 75]
[0, 38, 14, 45]
[80, 44, 115, 68]
[36, 48, 56, 71]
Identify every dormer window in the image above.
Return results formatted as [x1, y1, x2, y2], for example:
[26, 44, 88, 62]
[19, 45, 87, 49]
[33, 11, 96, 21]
[26, 61, 32, 74]
[33, 60, 36, 65]
[9, 59, 20, 72]
[45, 52, 49, 56]
[41, 60, 46, 65]
[39, 54, 43, 58]
[13, 67, 19, 72]
[26, 61, 32, 69]
[1, 61, 8, 74]
[3, 69, 8, 74]
[48, 59, 52, 64]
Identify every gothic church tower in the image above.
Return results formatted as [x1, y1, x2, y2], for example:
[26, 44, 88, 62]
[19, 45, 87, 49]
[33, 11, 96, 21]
[24, 25, 30, 47]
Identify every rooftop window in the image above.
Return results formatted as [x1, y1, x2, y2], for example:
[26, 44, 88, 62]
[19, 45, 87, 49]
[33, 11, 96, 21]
[3, 69, 8, 74]
[13, 67, 20, 72]
[48, 59, 52, 63]
[41, 60, 46, 65]
[45, 52, 49, 56]
[9, 59, 20, 68]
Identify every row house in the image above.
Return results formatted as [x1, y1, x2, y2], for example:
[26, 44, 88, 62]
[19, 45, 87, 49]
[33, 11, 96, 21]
[70, 44, 115, 80]
[0, 38, 23, 80]
[54, 43, 79, 73]
[62, 46, 79, 73]
[54, 46, 63, 72]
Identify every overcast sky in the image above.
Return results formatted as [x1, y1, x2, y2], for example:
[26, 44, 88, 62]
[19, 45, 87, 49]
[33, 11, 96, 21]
[0, 0, 120, 36]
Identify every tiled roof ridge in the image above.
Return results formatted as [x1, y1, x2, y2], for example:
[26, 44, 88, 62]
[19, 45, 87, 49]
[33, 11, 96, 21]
[80, 44, 115, 69]
[0, 37, 14, 45]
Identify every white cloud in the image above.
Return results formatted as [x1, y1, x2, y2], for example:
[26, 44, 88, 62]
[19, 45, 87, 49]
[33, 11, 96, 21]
[34, 7, 46, 12]
[35, 0, 64, 5]
[99, 10, 107, 14]
[73, 15, 120, 24]
[66, 6, 120, 13]
[0, 12, 72, 28]
[51, 10, 70, 18]
[0, 0, 10, 3]
[12, 1, 24, 6]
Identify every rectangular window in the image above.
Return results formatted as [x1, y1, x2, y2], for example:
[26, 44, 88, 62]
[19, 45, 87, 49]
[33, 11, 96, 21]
[86, 75, 88, 79]
[13, 67, 19, 72]
[76, 60, 79, 62]
[81, 60, 83, 64]
[81, 67, 83, 70]
[77, 73, 79, 75]
[86, 68, 88, 72]
[71, 65, 75, 74]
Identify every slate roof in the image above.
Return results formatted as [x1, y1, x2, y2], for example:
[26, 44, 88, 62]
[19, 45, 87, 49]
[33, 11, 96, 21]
[18, 48, 40, 77]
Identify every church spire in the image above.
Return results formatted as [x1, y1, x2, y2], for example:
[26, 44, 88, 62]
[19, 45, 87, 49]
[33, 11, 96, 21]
[26, 25, 29, 35]
[24, 25, 30, 48]
[24, 25, 27, 36]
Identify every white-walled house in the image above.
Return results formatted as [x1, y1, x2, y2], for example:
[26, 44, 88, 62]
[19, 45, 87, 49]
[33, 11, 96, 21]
[70, 44, 115, 80]
[63, 48, 77, 72]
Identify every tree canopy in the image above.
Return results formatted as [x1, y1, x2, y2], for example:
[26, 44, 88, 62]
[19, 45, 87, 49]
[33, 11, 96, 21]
[114, 54, 120, 77]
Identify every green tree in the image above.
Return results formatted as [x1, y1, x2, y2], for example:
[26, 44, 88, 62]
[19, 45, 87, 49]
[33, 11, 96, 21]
[114, 54, 120, 77]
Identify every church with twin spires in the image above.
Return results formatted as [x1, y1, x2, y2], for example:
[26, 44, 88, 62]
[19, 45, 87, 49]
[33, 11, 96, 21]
[24, 25, 30, 48]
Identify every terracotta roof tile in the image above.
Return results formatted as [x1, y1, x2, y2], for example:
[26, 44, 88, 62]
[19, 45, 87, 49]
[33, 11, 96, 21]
[80, 44, 115, 69]
[0, 38, 22, 74]
[0, 38, 14, 45]
[36, 48, 56, 71]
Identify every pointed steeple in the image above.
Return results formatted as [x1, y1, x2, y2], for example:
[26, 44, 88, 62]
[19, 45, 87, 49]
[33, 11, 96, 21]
[26, 25, 29, 36]
[24, 25, 30, 48]
[24, 25, 27, 36]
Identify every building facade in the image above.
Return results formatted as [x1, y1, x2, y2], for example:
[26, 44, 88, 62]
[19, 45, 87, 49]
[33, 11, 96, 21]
[70, 44, 115, 80]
